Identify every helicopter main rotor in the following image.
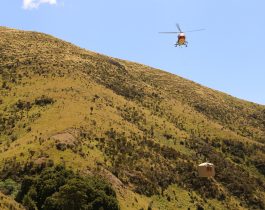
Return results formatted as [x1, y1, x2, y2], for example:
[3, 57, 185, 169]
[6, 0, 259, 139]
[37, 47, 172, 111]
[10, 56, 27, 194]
[159, 24, 205, 34]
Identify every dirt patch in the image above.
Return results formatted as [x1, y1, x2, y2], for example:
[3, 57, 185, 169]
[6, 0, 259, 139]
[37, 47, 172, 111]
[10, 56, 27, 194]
[52, 132, 76, 144]
[51, 131, 80, 151]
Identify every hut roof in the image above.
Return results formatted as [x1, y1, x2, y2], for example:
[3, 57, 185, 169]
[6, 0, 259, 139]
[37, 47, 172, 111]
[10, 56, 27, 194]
[198, 162, 214, 167]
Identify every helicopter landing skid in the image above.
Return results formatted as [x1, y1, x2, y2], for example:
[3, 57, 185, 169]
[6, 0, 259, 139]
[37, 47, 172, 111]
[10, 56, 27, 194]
[175, 43, 188, 47]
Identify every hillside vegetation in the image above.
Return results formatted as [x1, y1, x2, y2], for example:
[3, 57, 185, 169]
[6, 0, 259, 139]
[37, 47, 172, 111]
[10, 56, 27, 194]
[0, 191, 25, 210]
[0, 26, 265, 210]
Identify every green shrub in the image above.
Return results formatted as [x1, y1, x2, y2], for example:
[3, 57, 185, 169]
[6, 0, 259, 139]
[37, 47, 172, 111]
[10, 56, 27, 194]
[16, 165, 119, 210]
[0, 179, 20, 197]
[35, 96, 55, 106]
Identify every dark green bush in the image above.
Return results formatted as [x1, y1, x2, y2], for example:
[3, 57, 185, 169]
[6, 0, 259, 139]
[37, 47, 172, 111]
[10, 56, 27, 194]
[16, 165, 119, 210]
[35, 96, 55, 106]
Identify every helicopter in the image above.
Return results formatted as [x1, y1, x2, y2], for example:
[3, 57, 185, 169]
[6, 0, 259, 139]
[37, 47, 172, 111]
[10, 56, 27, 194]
[159, 24, 205, 47]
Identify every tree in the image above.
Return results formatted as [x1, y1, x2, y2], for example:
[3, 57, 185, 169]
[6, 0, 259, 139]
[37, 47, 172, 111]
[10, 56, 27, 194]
[22, 194, 38, 210]
[16, 166, 120, 210]
[51, 179, 88, 210]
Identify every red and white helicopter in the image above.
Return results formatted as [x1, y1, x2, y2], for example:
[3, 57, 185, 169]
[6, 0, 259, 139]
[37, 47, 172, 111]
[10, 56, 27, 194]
[160, 24, 205, 47]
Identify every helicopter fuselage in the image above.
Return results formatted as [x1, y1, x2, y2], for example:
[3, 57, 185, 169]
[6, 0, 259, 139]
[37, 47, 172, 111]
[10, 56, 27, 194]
[176, 32, 187, 47]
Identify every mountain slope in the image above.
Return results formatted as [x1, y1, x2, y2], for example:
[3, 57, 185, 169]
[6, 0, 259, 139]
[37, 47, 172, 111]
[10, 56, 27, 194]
[0, 191, 25, 210]
[0, 26, 265, 210]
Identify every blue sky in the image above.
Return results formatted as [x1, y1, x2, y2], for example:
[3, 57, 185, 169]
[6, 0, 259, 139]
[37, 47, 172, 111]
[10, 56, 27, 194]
[1, 1, 265, 105]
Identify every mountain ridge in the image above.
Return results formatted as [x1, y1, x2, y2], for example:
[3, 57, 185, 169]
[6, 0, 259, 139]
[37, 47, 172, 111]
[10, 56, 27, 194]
[0, 26, 265, 210]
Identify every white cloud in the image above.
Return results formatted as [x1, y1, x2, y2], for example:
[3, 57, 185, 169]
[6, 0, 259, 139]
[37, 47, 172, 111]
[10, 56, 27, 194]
[23, 0, 57, 9]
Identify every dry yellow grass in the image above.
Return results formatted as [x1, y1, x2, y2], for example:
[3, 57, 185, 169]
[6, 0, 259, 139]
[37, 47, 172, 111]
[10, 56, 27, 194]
[0, 192, 25, 210]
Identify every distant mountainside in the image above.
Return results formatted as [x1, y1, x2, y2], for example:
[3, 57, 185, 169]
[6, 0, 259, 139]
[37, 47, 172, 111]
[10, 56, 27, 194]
[0, 26, 265, 210]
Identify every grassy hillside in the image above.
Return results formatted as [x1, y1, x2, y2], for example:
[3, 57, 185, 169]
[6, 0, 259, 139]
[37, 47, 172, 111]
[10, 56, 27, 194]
[0, 26, 265, 210]
[0, 191, 25, 210]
